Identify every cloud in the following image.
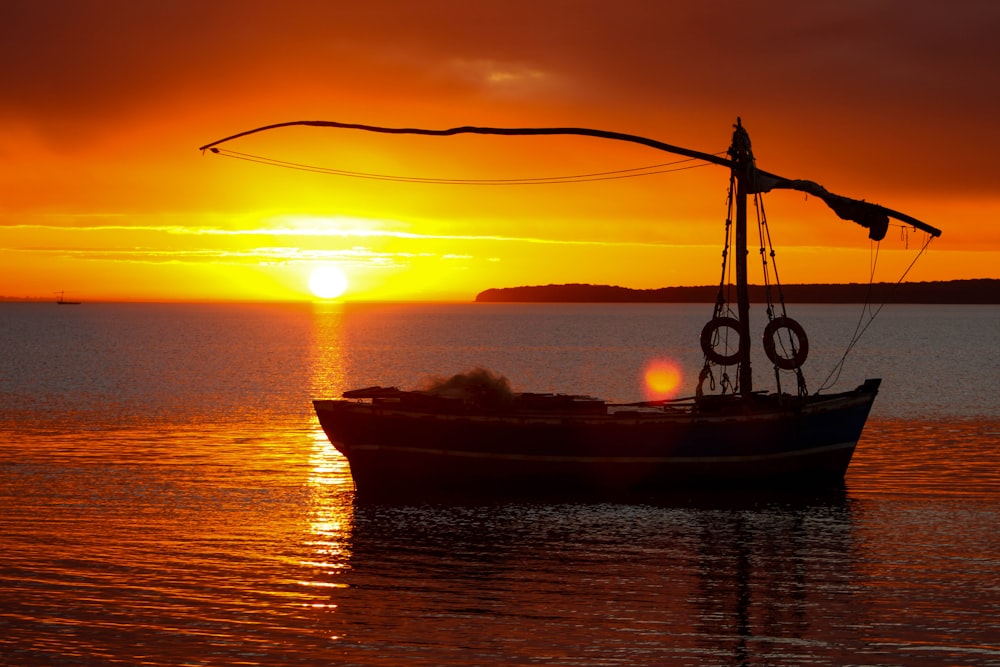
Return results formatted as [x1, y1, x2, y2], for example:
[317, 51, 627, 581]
[444, 58, 560, 98]
[0, 218, 686, 248]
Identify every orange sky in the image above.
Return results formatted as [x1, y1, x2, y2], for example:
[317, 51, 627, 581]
[2, 1, 998, 302]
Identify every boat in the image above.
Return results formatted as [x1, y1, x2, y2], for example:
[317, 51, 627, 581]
[312, 375, 884, 497]
[55, 291, 81, 305]
[202, 118, 943, 498]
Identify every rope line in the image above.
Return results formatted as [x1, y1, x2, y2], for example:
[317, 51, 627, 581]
[209, 148, 723, 185]
[818, 232, 936, 392]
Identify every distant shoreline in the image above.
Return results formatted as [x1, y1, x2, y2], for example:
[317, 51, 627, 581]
[476, 279, 1000, 304]
[3, 279, 996, 304]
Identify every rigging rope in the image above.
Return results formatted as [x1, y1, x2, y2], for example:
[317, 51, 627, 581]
[699, 173, 738, 397]
[753, 186, 808, 396]
[209, 148, 724, 185]
[817, 231, 936, 392]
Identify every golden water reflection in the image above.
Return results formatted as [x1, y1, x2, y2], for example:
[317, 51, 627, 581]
[299, 428, 354, 612]
[849, 419, 1000, 499]
[301, 302, 355, 625]
[309, 302, 348, 400]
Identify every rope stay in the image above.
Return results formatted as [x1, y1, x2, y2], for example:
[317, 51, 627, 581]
[758, 193, 811, 397]
[697, 172, 739, 397]
[817, 232, 935, 393]
[206, 147, 720, 185]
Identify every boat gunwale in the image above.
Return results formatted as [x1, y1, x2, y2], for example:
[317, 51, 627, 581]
[312, 379, 880, 425]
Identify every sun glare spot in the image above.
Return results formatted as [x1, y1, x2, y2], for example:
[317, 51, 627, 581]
[644, 359, 683, 401]
[308, 265, 349, 299]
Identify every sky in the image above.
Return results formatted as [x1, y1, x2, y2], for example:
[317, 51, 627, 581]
[2, 0, 998, 302]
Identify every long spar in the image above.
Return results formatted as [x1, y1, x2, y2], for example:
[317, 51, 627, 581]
[199, 120, 734, 168]
[199, 120, 942, 239]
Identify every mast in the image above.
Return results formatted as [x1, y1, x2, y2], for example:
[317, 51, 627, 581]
[729, 119, 754, 395]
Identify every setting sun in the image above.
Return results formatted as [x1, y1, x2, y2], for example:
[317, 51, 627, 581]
[308, 265, 349, 299]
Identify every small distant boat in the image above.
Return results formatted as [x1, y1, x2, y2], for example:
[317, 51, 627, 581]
[203, 118, 943, 498]
[55, 291, 81, 305]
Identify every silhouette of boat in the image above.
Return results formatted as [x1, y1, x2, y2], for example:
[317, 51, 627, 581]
[313, 375, 883, 497]
[203, 119, 943, 498]
[55, 291, 81, 305]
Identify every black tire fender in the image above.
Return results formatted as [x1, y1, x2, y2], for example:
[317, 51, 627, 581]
[700, 317, 742, 366]
[763, 316, 809, 370]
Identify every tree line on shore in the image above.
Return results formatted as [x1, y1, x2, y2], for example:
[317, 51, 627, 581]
[476, 279, 1000, 304]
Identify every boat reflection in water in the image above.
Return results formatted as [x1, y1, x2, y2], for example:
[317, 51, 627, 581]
[303, 491, 864, 665]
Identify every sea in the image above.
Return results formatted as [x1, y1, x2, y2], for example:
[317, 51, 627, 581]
[1, 301, 998, 666]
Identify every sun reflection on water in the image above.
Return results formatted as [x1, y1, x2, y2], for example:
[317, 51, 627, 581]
[299, 303, 355, 603]
[299, 428, 354, 591]
[309, 302, 347, 399]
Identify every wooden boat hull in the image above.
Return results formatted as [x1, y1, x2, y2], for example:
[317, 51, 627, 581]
[313, 379, 880, 499]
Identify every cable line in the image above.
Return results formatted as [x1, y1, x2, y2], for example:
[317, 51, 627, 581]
[208, 148, 723, 185]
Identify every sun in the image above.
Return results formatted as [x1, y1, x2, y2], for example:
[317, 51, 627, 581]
[308, 265, 349, 299]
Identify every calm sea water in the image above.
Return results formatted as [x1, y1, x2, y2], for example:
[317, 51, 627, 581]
[1, 302, 998, 666]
